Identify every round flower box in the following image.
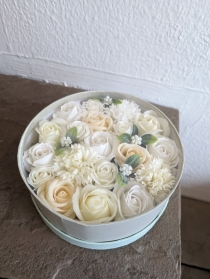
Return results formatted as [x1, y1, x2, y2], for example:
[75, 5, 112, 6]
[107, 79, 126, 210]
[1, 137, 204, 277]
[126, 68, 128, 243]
[17, 91, 184, 248]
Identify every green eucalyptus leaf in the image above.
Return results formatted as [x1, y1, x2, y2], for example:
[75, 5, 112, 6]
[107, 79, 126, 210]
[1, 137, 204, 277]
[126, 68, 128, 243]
[131, 124, 138, 136]
[117, 173, 128, 187]
[125, 154, 140, 169]
[66, 127, 78, 143]
[118, 133, 131, 143]
[54, 143, 66, 156]
[112, 99, 122, 105]
[141, 134, 158, 145]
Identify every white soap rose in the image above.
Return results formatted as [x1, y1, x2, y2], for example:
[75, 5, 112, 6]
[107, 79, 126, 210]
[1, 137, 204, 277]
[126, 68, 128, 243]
[67, 121, 90, 140]
[37, 178, 75, 218]
[114, 181, 154, 220]
[27, 166, 54, 189]
[35, 118, 66, 143]
[72, 185, 117, 224]
[147, 136, 179, 168]
[84, 131, 118, 161]
[135, 110, 170, 137]
[53, 101, 82, 122]
[82, 99, 104, 111]
[23, 142, 55, 172]
[113, 121, 133, 135]
[92, 160, 118, 189]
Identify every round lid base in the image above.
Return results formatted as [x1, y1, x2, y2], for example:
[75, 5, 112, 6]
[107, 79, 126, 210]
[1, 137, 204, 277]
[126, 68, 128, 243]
[32, 199, 168, 250]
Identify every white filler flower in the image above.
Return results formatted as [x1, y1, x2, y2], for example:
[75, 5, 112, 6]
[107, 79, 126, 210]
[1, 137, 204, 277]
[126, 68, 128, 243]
[103, 96, 113, 105]
[120, 164, 133, 176]
[60, 136, 72, 147]
[131, 135, 142, 145]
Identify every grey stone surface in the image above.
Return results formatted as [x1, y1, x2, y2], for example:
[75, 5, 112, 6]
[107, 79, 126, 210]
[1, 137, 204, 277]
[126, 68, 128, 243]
[0, 74, 181, 279]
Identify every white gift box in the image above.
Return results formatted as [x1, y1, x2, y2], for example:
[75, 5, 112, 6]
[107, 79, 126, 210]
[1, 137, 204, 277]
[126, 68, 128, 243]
[17, 91, 184, 247]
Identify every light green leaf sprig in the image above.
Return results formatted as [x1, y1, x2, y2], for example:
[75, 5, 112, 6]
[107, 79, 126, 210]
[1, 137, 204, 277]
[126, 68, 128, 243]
[55, 127, 78, 156]
[116, 154, 141, 187]
[141, 134, 158, 145]
[125, 154, 140, 169]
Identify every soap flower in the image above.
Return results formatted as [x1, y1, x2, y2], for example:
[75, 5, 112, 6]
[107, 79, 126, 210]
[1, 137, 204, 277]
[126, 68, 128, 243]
[115, 143, 151, 171]
[82, 99, 104, 112]
[107, 99, 141, 122]
[135, 110, 170, 137]
[91, 159, 118, 189]
[83, 111, 113, 132]
[114, 181, 154, 220]
[35, 118, 66, 143]
[84, 131, 118, 161]
[72, 185, 117, 224]
[54, 144, 99, 187]
[53, 101, 82, 122]
[135, 157, 176, 198]
[23, 142, 55, 172]
[147, 136, 179, 168]
[67, 121, 90, 141]
[27, 166, 54, 189]
[37, 178, 75, 218]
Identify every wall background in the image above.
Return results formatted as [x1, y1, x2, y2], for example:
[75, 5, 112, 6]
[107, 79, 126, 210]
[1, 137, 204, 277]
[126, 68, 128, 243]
[1, 0, 210, 201]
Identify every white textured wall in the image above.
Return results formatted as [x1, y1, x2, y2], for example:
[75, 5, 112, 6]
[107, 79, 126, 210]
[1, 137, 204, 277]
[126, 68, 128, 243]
[1, 0, 210, 201]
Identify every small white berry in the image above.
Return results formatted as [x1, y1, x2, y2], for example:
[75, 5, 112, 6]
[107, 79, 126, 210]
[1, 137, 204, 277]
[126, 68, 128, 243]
[60, 136, 72, 147]
[131, 135, 142, 145]
[120, 164, 133, 176]
[104, 96, 113, 105]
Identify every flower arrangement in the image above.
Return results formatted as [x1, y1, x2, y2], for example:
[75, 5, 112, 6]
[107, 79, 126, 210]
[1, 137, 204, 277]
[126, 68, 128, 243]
[23, 96, 179, 224]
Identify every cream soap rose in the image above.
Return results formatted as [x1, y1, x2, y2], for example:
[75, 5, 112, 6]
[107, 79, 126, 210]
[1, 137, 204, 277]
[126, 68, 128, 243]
[37, 178, 75, 218]
[135, 110, 170, 137]
[83, 111, 113, 132]
[116, 143, 151, 170]
[72, 185, 117, 224]
[35, 118, 66, 143]
[92, 160, 118, 189]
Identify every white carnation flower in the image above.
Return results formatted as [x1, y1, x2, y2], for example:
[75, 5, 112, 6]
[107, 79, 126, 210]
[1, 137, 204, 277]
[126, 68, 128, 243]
[135, 157, 176, 198]
[54, 144, 99, 187]
[108, 99, 141, 122]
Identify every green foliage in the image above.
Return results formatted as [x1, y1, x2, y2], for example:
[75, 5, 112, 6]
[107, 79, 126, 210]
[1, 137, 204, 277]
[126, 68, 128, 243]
[125, 154, 140, 169]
